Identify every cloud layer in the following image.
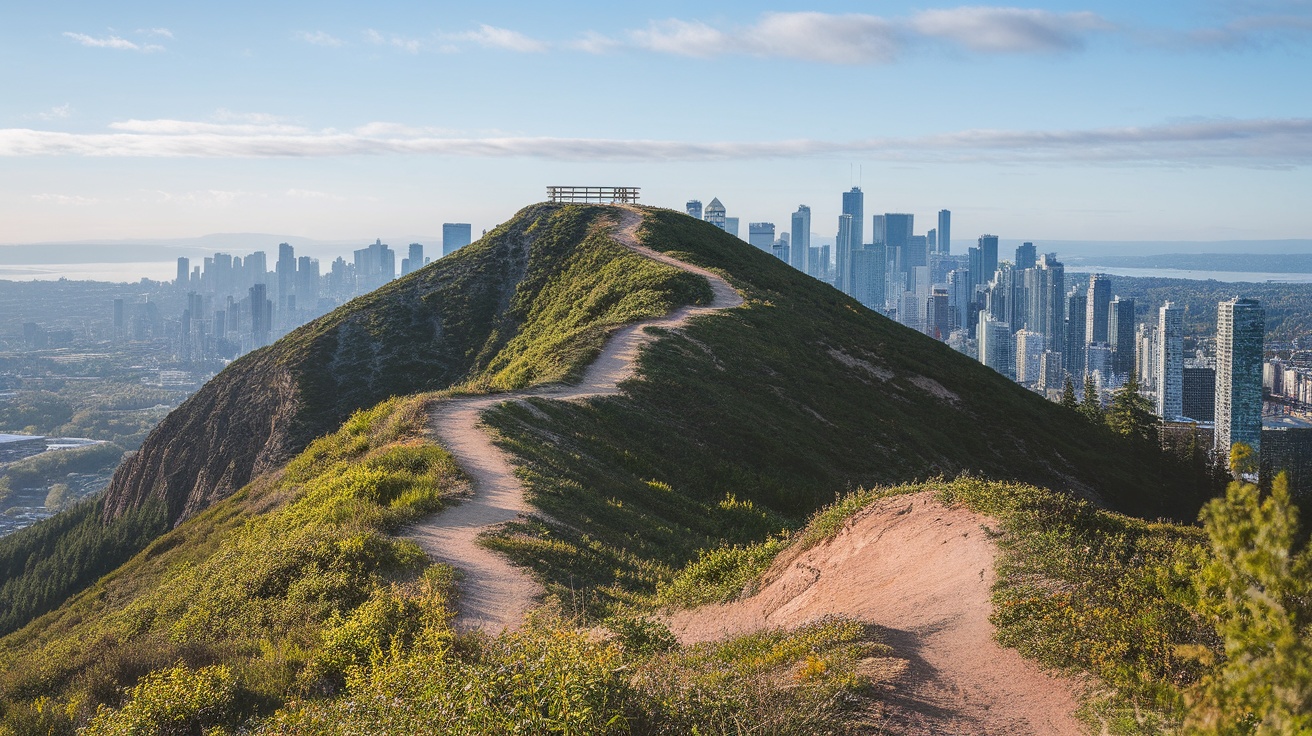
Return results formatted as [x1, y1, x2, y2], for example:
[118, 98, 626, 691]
[63, 31, 166, 52]
[3, 117, 1310, 167]
[622, 8, 1114, 63]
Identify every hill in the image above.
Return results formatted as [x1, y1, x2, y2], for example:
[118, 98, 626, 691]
[0, 204, 1225, 733]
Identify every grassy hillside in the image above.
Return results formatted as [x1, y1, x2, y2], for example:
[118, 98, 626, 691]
[480, 206, 1213, 616]
[0, 205, 1237, 733]
[0, 397, 893, 734]
[0, 204, 707, 639]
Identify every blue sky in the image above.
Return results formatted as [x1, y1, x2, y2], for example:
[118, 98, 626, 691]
[2, 0, 1311, 247]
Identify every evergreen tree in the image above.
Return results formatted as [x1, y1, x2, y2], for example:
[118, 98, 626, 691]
[1188, 469, 1312, 734]
[1078, 376, 1103, 423]
[1106, 373, 1158, 444]
[1060, 378, 1078, 410]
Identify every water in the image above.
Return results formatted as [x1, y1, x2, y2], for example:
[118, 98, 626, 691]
[0, 262, 176, 283]
[1067, 266, 1312, 283]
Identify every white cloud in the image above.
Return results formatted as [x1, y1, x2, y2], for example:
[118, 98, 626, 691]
[63, 32, 164, 52]
[139, 27, 173, 38]
[570, 31, 622, 54]
[622, 8, 1112, 63]
[31, 104, 73, 121]
[108, 119, 307, 135]
[31, 193, 99, 206]
[454, 24, 547, 52]
[631, 13, 899, 63]
[909, 7, 1113, 53]
[3, 117, 1311, 167]
[294, 30, 343, 47]
[630, 20, 727, 57]
[363, 28, 423, 53]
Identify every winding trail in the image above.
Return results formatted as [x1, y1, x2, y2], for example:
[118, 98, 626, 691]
[405, 207, 743, 632]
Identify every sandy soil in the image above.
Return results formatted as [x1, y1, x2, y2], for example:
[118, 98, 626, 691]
[404, 208, 743, 632]
[667, 492, 1086, 735]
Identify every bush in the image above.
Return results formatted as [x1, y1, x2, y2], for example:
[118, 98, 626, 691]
[84, 664, 238, 736]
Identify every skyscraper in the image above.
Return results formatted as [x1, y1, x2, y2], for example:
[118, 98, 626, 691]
[442, 223, 472, 257]
[849, 245, 885, 310]
[937, 209, 951, 254]
[871, 214, 886, 245]
[1215, 297, 1265, 457]
[724, 217, 740, 238]
[686, 200, 702, 219]
[977, 235, 999, 286]
[1108, 297, 1136, 377]
[841, 188, 864, 250]
[1015, 242, 1037, 270]
[401, 243, 424, 276]
[835, 214, 854, 294]
[979, 313, 1014, 379]
[1064, 288, 1087, 382]
[790, 205, 810, 272]
[1085, 274, 1111, 344]
[176, 257, 190, 287]
[1156, 302, 1184, 420]
[276, 242, 296, 306]
[703, 198, 726, 230]
[748, 222, 775, 252]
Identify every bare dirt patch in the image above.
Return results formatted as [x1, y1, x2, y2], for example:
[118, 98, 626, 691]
[667, 492, 1086, 735]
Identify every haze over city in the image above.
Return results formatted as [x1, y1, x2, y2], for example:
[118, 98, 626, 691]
[3, 0, 1311, 244]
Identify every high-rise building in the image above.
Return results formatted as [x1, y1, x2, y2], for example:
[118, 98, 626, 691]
[686, 200, 702, 219]
[1108, 297, 1136, 377]
[979, 313, 1014, 379]
[748, 222, 775, 252]
[354, 239, 396, 293]
[1015, 242, 1037, 270]
[176, 257, 190, 287]
[1157, 302, 1184, 420]
[926, 287, 950, 340]
[249, 283, 271, 348]
[1215, 297, 1265, 457]
[1026, 254, 1065, 345]
[724, 217, 740, 238]
[1065, 288, 1086, 377]
[442, 223, 472, 257]
[977, 235, 999, 286]
[849, 245, 885, 310]
[276, 242, 297, 306]
[296, 256, 320, 309]
[703, 198, 726, 230]
[842, 187, 864, 251]
[947, 269, 973, 332]
[1085, 274, 1111, 344]
[402, 243, 424, 276]
[937, 209, 951, 254]
[1015, 330, 1045, 385]
[871, 214, 886, 245]
[835, 214, 855, 294]
[927, 228, 937, 252]
[1183, 367, 1217, 422]
[790, 205, 810, 272]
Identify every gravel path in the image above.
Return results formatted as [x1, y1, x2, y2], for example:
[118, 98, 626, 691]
[405, 207, 743, 632]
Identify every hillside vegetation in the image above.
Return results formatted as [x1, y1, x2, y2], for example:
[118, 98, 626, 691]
[0, 205, 1255, 733]
[0, 204, 707, 639]
[480, 207, 1213, 617]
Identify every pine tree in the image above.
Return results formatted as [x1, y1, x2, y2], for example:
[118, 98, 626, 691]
[1060, 378, 1078, 410]
[1078, 376, 1103, 423]
[1106, 373, 1158, 444]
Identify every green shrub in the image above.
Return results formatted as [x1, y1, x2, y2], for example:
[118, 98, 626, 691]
[84, 664, 238, 736]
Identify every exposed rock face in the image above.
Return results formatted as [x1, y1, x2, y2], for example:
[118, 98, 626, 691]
[101, 206, 548, 525]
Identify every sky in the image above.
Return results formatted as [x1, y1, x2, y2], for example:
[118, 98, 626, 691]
[2, 0, 1311, 249]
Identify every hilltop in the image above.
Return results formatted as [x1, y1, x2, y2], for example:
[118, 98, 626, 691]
[0, 204, 1227, 734]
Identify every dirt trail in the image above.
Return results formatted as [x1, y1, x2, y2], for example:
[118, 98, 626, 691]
[667, 492, 1086, 735]
[405, 208, 743, 632]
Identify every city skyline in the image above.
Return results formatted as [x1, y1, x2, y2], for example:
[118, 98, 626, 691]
[2, 1, 1311, 243]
